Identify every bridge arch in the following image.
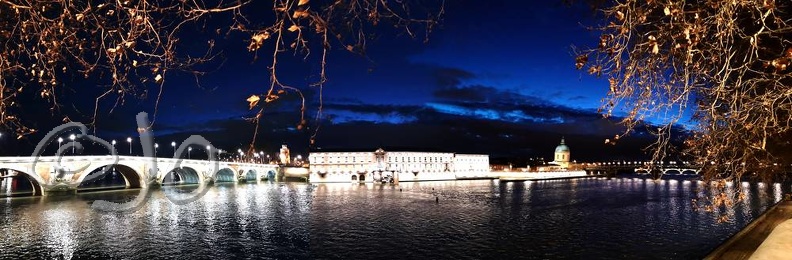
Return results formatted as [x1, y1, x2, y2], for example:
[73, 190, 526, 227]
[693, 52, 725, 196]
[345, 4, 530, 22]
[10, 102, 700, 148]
[266, 170, 276, 181]
[76, 164, 143, 191]
[681, 169, 699, 175]
[214, 168, 236, 183]
[0, 168, 43, 197]
[161, 166, 202, 185]
[241, 169, 257, 182]
[663, 169, 682, 175]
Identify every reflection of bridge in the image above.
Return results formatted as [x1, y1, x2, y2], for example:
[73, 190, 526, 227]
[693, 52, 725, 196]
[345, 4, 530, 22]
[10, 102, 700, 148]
[0, 156, 279, 196]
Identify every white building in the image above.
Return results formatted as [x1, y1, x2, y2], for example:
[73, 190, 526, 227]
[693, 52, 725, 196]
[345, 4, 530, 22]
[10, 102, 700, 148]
[308, 148, 490, 183]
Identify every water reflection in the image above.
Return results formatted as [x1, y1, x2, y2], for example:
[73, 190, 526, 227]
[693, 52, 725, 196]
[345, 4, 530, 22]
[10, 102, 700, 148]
[0, 177, 789, 259]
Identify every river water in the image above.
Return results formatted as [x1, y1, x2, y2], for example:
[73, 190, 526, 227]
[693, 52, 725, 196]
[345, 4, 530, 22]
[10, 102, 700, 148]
[0, 176, 787, 259]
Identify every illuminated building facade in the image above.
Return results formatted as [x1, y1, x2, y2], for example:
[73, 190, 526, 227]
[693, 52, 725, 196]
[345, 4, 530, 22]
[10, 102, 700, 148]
[308, 148, 489, 183]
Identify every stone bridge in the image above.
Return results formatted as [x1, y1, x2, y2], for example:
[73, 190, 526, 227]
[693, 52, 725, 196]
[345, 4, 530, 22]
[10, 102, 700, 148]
[634, 167, 701, 175]
[0, 156, 279, 196]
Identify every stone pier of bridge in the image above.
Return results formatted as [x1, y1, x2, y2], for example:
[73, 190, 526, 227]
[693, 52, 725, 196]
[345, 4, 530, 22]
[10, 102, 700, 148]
[0, 156, 279, 196]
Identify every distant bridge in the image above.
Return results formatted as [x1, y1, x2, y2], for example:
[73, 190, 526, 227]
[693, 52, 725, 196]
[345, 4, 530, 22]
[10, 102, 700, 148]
[0, 156, 278, 196]
[582, 162, 702, 177]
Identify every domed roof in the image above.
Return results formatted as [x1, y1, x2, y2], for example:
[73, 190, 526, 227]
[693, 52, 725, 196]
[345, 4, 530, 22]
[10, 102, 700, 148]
[555, 138, 570, 153]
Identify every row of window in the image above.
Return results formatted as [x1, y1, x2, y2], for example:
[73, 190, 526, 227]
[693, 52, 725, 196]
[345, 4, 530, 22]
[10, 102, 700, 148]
[310, 152, 479, 165]
[312, 163, 452, 171]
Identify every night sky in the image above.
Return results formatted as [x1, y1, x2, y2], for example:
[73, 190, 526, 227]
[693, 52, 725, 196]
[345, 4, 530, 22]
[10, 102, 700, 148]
[2, 0, 688, 163]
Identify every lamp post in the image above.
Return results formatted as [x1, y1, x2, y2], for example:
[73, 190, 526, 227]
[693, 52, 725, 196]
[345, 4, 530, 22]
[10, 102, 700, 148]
[171, 141, 176, 156]
[188, 147, 192, 159]
[58, 137, 63, 153]
[154, 143, 159, 157]
[206, 145, 211, 160]
[126, 137, 132, 155]
[69, 134, 76, 154]
[112, 140, 116, 153]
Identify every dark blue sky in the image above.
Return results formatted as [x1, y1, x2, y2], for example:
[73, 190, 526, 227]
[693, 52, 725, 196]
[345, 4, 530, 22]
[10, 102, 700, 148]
[6, 0, 687, 162]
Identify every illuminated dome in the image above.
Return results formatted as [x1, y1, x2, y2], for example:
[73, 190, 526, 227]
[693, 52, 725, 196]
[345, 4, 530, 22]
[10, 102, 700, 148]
[555, 138, 570, 153]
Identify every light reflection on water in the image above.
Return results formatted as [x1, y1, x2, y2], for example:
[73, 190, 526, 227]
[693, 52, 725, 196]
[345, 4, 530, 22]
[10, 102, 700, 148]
[0, 177, 788, 259]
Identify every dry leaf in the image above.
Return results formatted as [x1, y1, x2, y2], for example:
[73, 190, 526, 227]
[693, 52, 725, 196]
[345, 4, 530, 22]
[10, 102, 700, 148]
[575, 54, 588, 69]
[293, 10, 308, 19]
[298, 0, 310, 5]
[288, 25, 300, 32]
[247, 95, 261, 110]
[154, 74, 162, 82]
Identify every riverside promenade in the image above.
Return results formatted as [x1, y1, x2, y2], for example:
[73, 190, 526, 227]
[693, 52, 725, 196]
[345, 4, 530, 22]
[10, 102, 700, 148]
[705, 198, 792, 260]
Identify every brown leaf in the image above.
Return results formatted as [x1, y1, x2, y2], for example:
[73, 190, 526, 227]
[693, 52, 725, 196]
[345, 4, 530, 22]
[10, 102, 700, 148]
[575, 54, 588, 69]
[246, 95, 261, 110]
[288, 25, 300, 32]
[615, 11, 625, 21]
[248, 32, 270, 51]
[293, 10, 309, 19]
[298, 0, 310, 5]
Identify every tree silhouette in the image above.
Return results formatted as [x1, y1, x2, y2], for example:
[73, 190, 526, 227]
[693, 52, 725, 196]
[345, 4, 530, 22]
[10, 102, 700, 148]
[577, 0, 792, 184]
[0, 0, 442, 152]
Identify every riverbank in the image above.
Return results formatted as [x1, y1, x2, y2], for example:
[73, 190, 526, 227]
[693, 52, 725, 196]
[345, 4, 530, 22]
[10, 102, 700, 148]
[704, 199, 792, 260]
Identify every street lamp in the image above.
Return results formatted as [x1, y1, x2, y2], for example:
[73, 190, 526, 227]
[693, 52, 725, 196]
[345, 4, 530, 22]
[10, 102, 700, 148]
[69, 134, 76, 154]
[171, 141, 176, 156]
[126, 137, 132, 155]
[58, 137, 63, 152]
[154, 143, 159, 157]
[188, 147, 192, 159]
[206, 145, 211, 160]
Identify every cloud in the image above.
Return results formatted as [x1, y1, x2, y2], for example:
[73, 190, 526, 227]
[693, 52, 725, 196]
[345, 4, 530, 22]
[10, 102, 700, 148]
[321, 103, 425, 124]
[567, 95, 588, 101]
[432, 67, 475, 88]
[429, 84, 598, 125]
